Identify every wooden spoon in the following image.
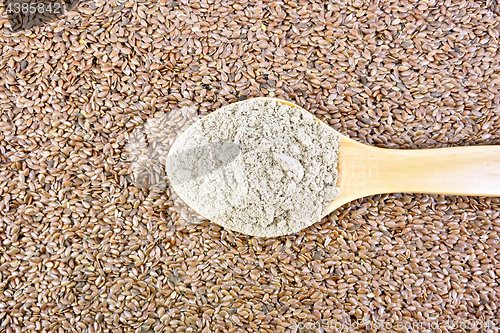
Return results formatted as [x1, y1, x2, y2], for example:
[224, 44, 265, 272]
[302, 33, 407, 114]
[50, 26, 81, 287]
[167, 97, 500, 236]
[254, 97, 500, 216]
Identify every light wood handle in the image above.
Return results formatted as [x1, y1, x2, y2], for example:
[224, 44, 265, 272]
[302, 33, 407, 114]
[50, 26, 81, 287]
[341, 138, 500, 198]
[369, 146, 500, 197]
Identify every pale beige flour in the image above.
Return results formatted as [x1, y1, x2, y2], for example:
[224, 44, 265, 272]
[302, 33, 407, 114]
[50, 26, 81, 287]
[166, 99, 341, 237]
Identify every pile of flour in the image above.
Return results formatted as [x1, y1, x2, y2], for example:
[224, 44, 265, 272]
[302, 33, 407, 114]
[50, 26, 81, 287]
[165, 99, 341, 237]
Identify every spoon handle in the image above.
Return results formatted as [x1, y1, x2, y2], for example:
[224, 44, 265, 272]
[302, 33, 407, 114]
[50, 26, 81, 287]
[345, 141, 500, 198]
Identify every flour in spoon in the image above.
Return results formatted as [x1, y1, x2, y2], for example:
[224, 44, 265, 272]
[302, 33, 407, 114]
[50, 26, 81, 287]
[165, 99, 341, 237]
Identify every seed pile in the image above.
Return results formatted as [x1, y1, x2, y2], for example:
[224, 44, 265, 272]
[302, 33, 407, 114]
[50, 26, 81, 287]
[0, 0, 499, 332]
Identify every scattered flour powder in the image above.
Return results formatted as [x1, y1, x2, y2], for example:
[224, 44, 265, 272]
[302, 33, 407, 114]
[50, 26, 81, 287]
[165, 98, 341, 237]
